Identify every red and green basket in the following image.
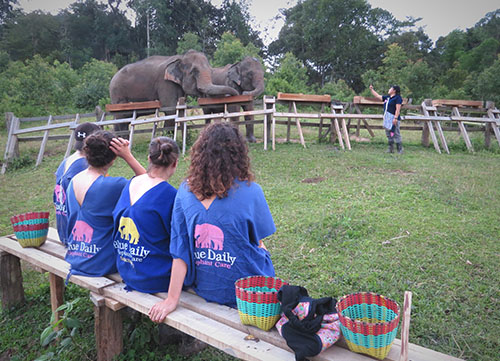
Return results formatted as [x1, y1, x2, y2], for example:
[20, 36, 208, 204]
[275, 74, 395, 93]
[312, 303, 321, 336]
[235, 275, 288, 331]
[10, 212, 50, 248]
[336, 292, 400, 360]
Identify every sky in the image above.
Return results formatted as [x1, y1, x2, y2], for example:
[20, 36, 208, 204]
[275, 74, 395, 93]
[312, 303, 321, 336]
[17, 0, 500, 45]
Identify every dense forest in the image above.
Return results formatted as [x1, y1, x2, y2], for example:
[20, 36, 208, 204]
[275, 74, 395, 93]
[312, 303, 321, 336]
[0, 0, 499, 117]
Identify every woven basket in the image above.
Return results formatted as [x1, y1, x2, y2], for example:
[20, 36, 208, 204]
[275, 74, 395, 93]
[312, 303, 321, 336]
[336, 292, 400, 360]
[235, 275, 288, 331]
[10, 212, 49, 248]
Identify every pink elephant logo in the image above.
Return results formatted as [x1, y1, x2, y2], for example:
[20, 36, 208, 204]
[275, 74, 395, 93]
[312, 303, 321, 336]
[194, 223, 224, 250]
[54, 184, 66, 205]
[71, 220, 94, 243]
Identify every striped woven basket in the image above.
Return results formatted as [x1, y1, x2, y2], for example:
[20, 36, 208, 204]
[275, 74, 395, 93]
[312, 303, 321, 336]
[10, 212, 49, 248]
[336, 292, 400, 360]
[235, 275, 288, 331]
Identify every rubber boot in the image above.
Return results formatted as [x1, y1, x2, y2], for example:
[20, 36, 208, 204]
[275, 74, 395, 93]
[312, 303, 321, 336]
[387, 141, 394, 153]
[396, 143, 403, 154]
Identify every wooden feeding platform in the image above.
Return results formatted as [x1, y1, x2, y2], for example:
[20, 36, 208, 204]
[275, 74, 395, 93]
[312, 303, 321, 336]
[197, 94, 254, 106]
[431, 99, 483, 108]
[105, 100, 161, 112]
[353, 96, 409, 106]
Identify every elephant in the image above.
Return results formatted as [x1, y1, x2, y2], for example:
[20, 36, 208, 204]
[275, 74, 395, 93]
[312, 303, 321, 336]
[109, 50, 239, 133]
[203, 56, 265, 143]
[71, 220, 94, 243]
[194, 223, 224, 250]
[118, 217, 140, 245]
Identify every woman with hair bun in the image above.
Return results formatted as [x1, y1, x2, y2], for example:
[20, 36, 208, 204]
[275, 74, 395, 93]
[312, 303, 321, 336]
[149, 122, 276, 323]
[54, 122, 100, 246]
[65, 130, 146, 279]
[112, 137, 179, 293]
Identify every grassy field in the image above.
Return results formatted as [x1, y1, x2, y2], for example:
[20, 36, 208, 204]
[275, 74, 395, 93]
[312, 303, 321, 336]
[0, 122, 499, 361]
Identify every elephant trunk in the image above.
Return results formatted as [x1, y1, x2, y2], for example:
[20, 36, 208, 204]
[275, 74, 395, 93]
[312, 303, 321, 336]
[197, 72, 239, 97]
[243, 78, 265, 98]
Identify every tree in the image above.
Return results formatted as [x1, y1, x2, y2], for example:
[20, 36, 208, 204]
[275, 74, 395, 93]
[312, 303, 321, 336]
[320, 79, 355, 102]
[212, 32, 261, 67]
[466, 55, 500, 104]
[176, 32, 202, 54]
[266, 52, 310, 96]
[362, 43, 433, 103]
[268, 0, 412, 91]
[71, 59, 117, 109]
[1, 11, 62, 62]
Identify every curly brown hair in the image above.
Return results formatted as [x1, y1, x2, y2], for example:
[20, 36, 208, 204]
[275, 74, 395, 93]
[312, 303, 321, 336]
[188, 122, 254, 200]
[83, 130, 117, 168]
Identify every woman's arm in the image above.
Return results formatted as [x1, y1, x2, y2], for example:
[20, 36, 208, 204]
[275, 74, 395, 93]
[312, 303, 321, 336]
[110, 138, 146, 176]
[148, 258, 187, 323]
[394, 103, 402, 124]
[369, 85, 383, 101]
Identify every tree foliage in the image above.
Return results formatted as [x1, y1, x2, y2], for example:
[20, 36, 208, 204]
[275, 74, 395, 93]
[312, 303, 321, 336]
[266, 52, 310, 96]
[212, 32, 261, 67]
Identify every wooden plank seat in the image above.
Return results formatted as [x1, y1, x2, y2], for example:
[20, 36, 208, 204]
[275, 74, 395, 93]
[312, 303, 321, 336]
[0, 228, 463, 361]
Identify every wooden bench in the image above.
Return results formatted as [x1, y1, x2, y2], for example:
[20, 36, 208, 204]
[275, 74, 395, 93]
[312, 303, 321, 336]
[0, 228, 463, 361]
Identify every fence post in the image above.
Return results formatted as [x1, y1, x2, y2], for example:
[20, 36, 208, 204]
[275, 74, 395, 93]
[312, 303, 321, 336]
[1, 114, 20, 174]
[484, 101, 495, 149]
[421, 99, 432, 147]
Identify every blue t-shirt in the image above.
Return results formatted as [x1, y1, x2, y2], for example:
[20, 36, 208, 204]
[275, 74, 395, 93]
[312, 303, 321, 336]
[382, 94, 403, 120]
[54, 157, 88, 246]
[65, 175, 127, 279]
[170, 179, 276, 308]
[112, 180, 177, 293]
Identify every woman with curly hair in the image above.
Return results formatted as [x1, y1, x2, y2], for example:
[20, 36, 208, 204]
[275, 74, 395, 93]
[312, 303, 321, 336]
[149, 122, 276, 323]
[65, 130, 146, 279]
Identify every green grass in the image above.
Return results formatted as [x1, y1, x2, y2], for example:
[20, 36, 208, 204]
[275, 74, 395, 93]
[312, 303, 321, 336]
[1, 123, 499, 360]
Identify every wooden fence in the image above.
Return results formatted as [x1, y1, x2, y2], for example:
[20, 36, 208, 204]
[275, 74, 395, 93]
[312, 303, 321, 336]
[2, 95, 500, 174]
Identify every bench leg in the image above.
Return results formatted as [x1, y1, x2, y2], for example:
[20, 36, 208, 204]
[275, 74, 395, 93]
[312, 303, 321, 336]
[94, 303, 123, 361]
[49, 273, 64, 329]
[0, 251, 25, 309]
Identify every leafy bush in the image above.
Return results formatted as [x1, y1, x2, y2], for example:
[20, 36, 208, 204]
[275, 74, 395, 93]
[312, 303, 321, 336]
[71, 59, 117, 110]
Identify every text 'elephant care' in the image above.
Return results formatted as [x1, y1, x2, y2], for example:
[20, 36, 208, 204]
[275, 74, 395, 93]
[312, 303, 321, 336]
[194, 223, 224, 250]
[119, 217, 140, 245]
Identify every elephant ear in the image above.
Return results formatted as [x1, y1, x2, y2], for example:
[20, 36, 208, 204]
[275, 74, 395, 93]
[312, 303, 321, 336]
[164, 58, 182, 85]
[228, 63, 241, 86]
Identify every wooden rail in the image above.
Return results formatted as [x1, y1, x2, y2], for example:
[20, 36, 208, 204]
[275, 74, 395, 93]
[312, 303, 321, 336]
[3, 97, 499, 173]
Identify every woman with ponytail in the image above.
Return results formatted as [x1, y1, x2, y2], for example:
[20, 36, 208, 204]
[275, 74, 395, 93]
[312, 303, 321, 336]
[112, 137, 179, 293]
[65, 131, 146, 279]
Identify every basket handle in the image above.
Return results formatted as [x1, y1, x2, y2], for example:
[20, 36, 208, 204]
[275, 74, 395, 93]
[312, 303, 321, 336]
[399, 291, 412, 361]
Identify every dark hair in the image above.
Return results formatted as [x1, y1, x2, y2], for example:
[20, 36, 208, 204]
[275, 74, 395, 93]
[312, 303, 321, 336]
[392, 85, 401, 95]
[149, 137, 179, 168]
[74, 122, 100, 151]
[83, 130, 117, 168]
[187, 122, 254, 200]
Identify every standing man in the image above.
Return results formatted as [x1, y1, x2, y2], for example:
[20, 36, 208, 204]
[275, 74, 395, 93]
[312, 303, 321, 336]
[370, 85, 403, 154]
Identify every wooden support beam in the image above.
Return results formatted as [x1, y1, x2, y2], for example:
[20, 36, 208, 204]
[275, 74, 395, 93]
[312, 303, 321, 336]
[486, 108, 500, 148]
[49, 273, 64, 330]
[36, 115, 53, 167]
[287, 102, 292, 142]
[293, 101, 306, 148]
[105, 100, 160, 112]
[452, 107, 474, 152]
[399, 291, 413, 361]
[64, 114, 80, 159]
[128, 111, 137, 149]
[94, 301, 123, 361]
[0, 251, 25, 309]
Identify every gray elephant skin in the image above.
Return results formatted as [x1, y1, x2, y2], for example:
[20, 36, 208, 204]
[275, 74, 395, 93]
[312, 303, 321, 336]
[109, 50, 238, 132]
[204, 56, 265, 142]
